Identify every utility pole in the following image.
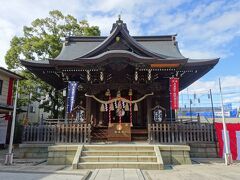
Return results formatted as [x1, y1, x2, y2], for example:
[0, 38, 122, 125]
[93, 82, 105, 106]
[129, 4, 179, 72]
[187, 88, 192, 121]
[219, 78, 232, 165]
[190, 99, 192, 121]
[5, 80, 19, 165]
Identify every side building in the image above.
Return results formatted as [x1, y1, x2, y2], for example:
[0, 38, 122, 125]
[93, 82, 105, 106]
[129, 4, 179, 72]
[0, 67, 22, 147]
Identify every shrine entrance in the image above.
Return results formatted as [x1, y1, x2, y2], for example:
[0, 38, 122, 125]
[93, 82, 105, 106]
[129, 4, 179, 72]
[88, 89, 153, 142]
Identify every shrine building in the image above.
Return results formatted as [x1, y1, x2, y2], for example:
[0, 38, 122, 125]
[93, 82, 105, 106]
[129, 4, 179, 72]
[21, 18, 219, 142]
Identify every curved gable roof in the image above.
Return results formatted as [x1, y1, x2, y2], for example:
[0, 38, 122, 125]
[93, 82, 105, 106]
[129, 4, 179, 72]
[55, 20, 186, 61]
[76, 20, 171, 59]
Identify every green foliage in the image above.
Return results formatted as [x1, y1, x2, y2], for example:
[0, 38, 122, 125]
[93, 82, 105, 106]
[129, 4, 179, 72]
[5, 10, 100, 119]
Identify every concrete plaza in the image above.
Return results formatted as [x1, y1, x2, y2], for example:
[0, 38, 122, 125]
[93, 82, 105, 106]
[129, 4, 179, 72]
[0, 157, 240, 180]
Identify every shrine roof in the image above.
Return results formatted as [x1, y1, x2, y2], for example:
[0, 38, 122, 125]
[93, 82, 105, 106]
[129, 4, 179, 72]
[55, 35, 184, 60]
[20, 18, 219, 90]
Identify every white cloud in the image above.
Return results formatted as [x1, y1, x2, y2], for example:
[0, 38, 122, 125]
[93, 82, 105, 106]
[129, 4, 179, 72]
[181, 49, 219, 59]
[180, 75, 240, 107]
[1, 0, 240, 69]
[0, 0, 82, 68]
[184, 75, 240, 94]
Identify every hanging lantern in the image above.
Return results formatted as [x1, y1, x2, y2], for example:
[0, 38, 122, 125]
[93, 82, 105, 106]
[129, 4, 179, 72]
[110, 103, 114, 111]
[134, 103, 138, 111]
[100, 104, 105, 112]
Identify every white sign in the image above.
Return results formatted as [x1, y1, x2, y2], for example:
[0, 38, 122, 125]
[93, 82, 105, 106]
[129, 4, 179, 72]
[215, 111, 230, 117]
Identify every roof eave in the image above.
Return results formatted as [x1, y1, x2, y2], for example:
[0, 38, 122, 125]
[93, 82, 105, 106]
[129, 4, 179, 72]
[0, 67, 24, 80]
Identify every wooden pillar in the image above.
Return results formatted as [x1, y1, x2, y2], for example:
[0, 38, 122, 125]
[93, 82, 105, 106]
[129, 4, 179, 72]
[86, 97, 91, 124]
[147, 97, 152, 125]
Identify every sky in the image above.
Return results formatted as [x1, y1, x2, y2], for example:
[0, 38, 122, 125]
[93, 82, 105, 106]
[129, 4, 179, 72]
[0, 0, 240, 107]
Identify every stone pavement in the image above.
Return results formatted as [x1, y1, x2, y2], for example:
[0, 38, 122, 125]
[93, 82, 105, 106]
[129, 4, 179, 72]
[143, 161, 240, 180]
[89, 169, 145, 180]
[0, 172, 85, 180]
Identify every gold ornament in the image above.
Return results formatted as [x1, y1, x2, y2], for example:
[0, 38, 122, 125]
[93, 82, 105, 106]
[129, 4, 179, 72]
[116, 123, 123, 131]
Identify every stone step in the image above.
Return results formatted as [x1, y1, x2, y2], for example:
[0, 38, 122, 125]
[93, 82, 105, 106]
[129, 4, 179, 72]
[83, 145, 154, 151]
[78, 162, 162, 170]
[79, 156, 157, 162]
[81, 151, 156, 156]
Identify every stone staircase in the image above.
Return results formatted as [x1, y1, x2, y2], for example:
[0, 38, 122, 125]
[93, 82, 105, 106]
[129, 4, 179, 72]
[77, 145, 163, 170]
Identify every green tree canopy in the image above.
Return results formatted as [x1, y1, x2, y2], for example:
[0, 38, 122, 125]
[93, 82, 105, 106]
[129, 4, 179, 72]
[5, 10, 100, 120]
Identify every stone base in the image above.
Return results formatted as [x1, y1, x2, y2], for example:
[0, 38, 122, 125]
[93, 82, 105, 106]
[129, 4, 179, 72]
[189, 142, 218, 158]
[18, 143, 192, 169]
[19, 144, 51, 159]
[159, 145, 192, 165]
[46, 144, 191, 169]
[47, 145, 78, 165]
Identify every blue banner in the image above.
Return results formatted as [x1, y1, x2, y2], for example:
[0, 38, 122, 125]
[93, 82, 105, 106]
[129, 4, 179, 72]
[179, 108, 239, 118]
[67, 81, 78, 113]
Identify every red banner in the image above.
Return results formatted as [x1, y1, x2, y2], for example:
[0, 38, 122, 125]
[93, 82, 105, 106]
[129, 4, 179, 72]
[170, 78, 179, 110]
[5, 78, 14, 121]
[215, 123, 240, 160]
[7, 78, 14, 105]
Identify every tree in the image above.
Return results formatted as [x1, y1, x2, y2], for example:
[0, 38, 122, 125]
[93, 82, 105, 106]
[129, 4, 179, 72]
[5, 10, 100, 120]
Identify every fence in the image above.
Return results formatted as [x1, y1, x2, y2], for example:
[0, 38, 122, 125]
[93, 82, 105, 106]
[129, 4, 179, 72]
[22, 123, 91, 144]
[148, 122, 215, 143]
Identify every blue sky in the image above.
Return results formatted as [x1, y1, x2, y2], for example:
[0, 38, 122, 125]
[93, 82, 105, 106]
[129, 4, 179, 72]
[0, 0, 239, 107]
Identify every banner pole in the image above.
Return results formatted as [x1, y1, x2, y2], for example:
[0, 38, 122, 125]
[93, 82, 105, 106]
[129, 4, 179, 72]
[219, 78, 232, 165]
[5, 80, 19, 165]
